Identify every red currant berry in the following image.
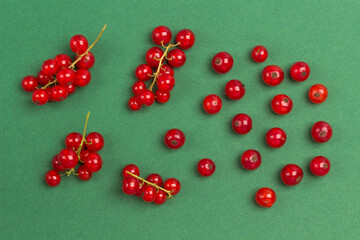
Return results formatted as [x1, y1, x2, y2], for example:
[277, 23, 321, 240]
[74, 68, 91, 87]
[255, 188, 276, 208]
[65, 132, 83, 150]
[56, 68, 76, 86]
[75, 52, 95, 69]
[232, 113, 252, 134]
[241, 150, 261, 170]
[65, 83, 76, 95]
[37, 71, 52, 85]
[134, 183, 144, 197]
[21, 76, 38, 92]
[197, 158, 216, 177]
[203, 94, 222, 114]
[146, 173, 163, 186]
[45, 87, 53, 102]
[251, 45, 268, 63]
[212, 52, 233, 74]
[164, 129, 185, 149]
[128, 96, 142, 111]
[85, 132, 104, 151]
[271, 94, 293, 115]
[41, 59, 59, 76]
[142, 185, 156, 202]
[55, 54, 72, 68]
[152, 26, 172, 45]
[84, 152, 103, 172]
[154, 190, 167, 205]
[266, 127, 287, 148]
[122, 164, 140, 178]
[176, 29, 195, 49]
[122, 177, 139, 195]
[164, 178, 181, 195]
[145, 47, 164, 68]
[135, 64, 153, 81]
[137, 90, 155, 106]
[32, 89, 49, 105]
[167, 49, 186, 67]
[225, 80, 245, 100]
[45, 170, 61, 187]
[290, 61, 310, 82]
[157, 74, 175, 91]
[132, 81, 147, 95]
[52, 154, 65, 172]
[311, 121, 332, 143]
[262, 65, 284, 86]
[58, 148, 78, 169]
[77, 165, 92, 181]
[281, 164, 303, 186]
[310, 156, 330, 176]
[51, 85, 68, 102]
[69, 34, 88, 55]
[80, 149, 91, 162]
[309, 84, 328, 104]
[155, 90, 170, 103]
[159, 64, 174, 76]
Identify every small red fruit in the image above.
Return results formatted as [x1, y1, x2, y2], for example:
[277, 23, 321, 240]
[290, 61, 310, 82]
[154, 190, 167, 205]
[225, 80, 245, 100]
[74, 68, 91, 87]
[163, 178, 181, 195]
[167, 49, 186, 67]
[69, 34, 88, 55]
[176, 29, 195, 49]
[65, 132, 83, 150]
[309, 84, 328, 104]
[85, 132, 104, 151]
[142, 185, 156, 202]
[266, 127, 287, 148]
[281, 164, 303, 186]
[32, 89, 49, 105]
[55, 54, 72, 68]
[232, 113, 252, 135]
[197, 158, 216, 177]
[75, 52, 95, 69]
[84, 152, 103, 172]
[164, 129, 185, 149]
[157, 74, 175, 91]
[45, 170, 61, 187]
[41, 59, 59, 76]
[37, 71, 52, 85]
[77, 165, 93, 181]
[122, 164, 140, 178]
[155, 90, 170, 103]
[137, 90, 155, 106]
[51, 155, 65, 172]
[21, 76, 38, 92]
[152, 26, 172, 45]
[241, 150, 261, 170]
[146, 173, 163, 186]
[310, 156, 330, 176]
[132, 81, 147, 95]
[58, 148, 78, 169]
[255, 187, 276, 208]
[56, 68, 76, 86]
[145, 47, 164, 68]
[51, 85, 68, 102]
[271, 94, 293, 115]
[311, 121, 332, 143]
[128, 96, 142, 111]
[135, 64, 153, 81]
[251, 45, 268, 63]
[122, 177, 139, 195]
[262, 65, 284, 86]
[203, 94, 222, 114]
[212, 51, 233, 74]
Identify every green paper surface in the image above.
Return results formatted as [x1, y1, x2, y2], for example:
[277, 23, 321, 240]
[1, 0, 359, 239]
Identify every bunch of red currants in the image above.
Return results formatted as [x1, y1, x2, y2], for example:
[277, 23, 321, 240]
[121, 164, 181, 205]
[128, 26, 195, 111]
[21, 26, 106, 105]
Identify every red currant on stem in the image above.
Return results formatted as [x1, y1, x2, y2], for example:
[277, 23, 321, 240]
[311, 121, 332, 143]
[203, 94, 222, 114]
[56, 68, 76, 86]
[45, 170, 61, 187]
[232, 113, 252, 134]
[241, 150, 261, 170]
[84, 152, 103, 172]
[310, 156, 330, 176]
[41, 59, 59, 76]
[146, 173, 163, 186]
[21, 76, 38, 92]
[85, 132, 105, 151]
[251, 46, 268, 63]
[142, 185, 157, 202]
[290, 61, 310, 82]
[152, 26, 172, 46]
[137, 89, 155, 106]
[266, 127, 287, 148]
[145, 47, 164, 68]
[37, 71, 52, 85]
[122, 177, 140, 195]
[32, 89, 49, 105]
[271, 94, 293, 115]
[255, 188, 276, 208]
[51, 85, 68, 102]
[132, 81, 147, 95]
[135, 64, 153, 81]
[164, 129, 185, 149]
[176, 29, 195, 49]
[69, 34, 89, 55]
[163, 178, 181, 195]
[212, 51, 233, 73]
[55, 54, 72, 68]
[281, 164, 303, 186]
[197, 158, 216, 177]
[74, 69, 91, 87]
[167, 49, 186, 67]
[154, 190, 167, 205]
[77, 165, 92, 181]
[122, 164, 140, 178]
[225, 80, 245, 100]
[155, 90, 170, 103]
[52, 155, 65, 172]
[128, 96, 142, 111]
[65, 132, 83, 150]
[309, 84, 328, 104]
[65, 83, 76, 95]
[157, 74, 175, 91]
[262, 65, 284, 86]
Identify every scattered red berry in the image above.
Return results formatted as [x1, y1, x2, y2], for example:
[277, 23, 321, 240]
[309, 84, 328, 104]
[21, 76, 38, 92]
[145, 47, 164, 68]
[167, 49, 186, 67]
[122, 164, 140, 178]
[58, 148, 78, 169]
[176, 29, 195, 49]
[51, 85, 68, 102]
[69, 34, 89, 55]
[84, 152, 103, 172]
[311, 121, 332, 143]
[310, 156, 330, 176]
[241, 150, 261, 170]
[74, 68, 91, 87]
[85, 132, 105, 151]
[212, 51, 233, 74]
[122, 177, 139, 195]
[137, 89, 155, 106]
[41, 59, 59, 76]
[65, 132, 83, 150]
[128, 96, 142, 111]
[266, 127, 287, 148]
[163, 178, 181, 195]
[45, 170, 61, 187]
[135, 64, 153, 81]
[281, 164, 303, 186]
[271, 94, 293, 115]
[75, 51, 95, 69]
[232, 113, 252, 135]
[77, 165, 93, 181]
[203, 94, 222, 114]
[142, 185, 156, 202]
[225, 80, 245, 100]
[255, 188, 276, 208]
[157, 74, 175, 91]
[152, 26, 172, 46]
[251, 46, 268, 63]
[262, 65, 284, 86]
[154, 190, 167, 205]
[197, 158, 216, 177]
[32, 89, 49, 105]
[164, 129, 185, 149]
[290, 61, 310, 82]
[155, 90, 170, 103]
[146, 174, 163, 186]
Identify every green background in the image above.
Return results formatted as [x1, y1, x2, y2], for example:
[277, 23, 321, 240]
[1, 0, 359, 239]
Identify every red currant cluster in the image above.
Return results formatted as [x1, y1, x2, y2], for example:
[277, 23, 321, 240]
[121, 164, 181, 205]
[45, 112, 104, 187]
[21, 25, 107, 105]
[128, 26, 195, 111]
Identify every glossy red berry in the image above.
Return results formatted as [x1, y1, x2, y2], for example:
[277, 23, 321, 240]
[310, 156, 330, 176]
[42, 59, 59, 76]
[311, 121, 333, 143]
[69, 34, 88, 55]
[145, 47, 164, 68]
[56, 68, 76, 86]
[164, 129, 185, 149]
[212, 52, 233, 74]
[146, 173, 163, 186]
[142, 185, 156, 202]
[137, 90, 155, 106]
[128, 96, 142, 111]
[203, 94, 222, 114]
[65, 132, 83, 150]
[45, 87, 53, 102]
[122, 177, 139, 195]
[58, 148, 78, 169]
[65, 83, 76, 95]
[225, 80, 245, 100]
[74, 68, 91, 87]
[152, 26, 172, 45]
[75, 52, 95, 69]
[132, 81, 147, 95]
[32, 89, 49, 105]
[80, 149, 91, 163]
[290, 61, 310, 82]
[84, 152, 103, 172]
[255, 188, 276, 208]
[37, 71, 52, 85]
[55, 54, 72, 68]
[154, 190, 167, 205]
[51, 154, 65, 172]
[21, 76, 38, 92]
[241, 150, 261, 170]
[232, 113, 252, 134]
[155, 90, 170, 103]
[281, 164, 303, 186]
[176, 29, 195, 49]
[85, 132, 104, 151]
[167, 49, 186, 67]
[271, 94, 293, 115]
[135, 64, 153, 81]
[197, 158, 216, 177]
[262, 65, 284, 86]
[45, 170, 61, 187]
[51, 85, 68, 102]
[77, 165, 92, 181]
[134, 184, 144, 197]
[122, 164, 140, 178]
[251, 46, 268, 63]
[157, 74, 175, 91]
[309, 84, 328, 104]
[159, 64, 174, 76]
[266, 127, 287, 148]
[163, 178, 181, 195]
